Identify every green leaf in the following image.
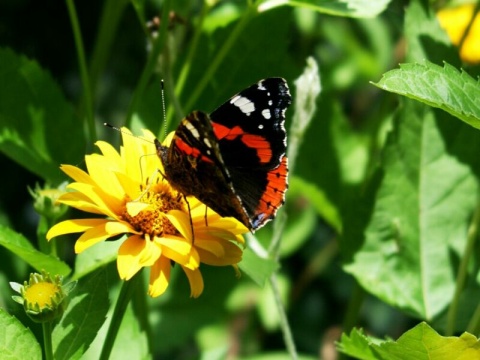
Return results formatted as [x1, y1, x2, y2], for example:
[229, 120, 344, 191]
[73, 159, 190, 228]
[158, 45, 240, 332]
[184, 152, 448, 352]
[344, 98, 480, 319]
[0, 225, 71, 276]
[376, 322, 480, 359]
[338, 323, 480, 359]
[258, 0, 391, 18]
[52, 268, 109, 360]
[239, 245, 279, 287]
[337, 328, 381, 360]
[0, 47, 85, 184]
[373, 61, 480, 130]
[73, 238, 121, 280]
[0, 309, 42, 360]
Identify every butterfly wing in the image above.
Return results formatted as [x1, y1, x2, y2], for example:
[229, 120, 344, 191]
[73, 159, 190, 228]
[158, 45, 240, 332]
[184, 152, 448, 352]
[210, 78, 291, 229]
[156, 111, 251, 228]
[158, 78, 291, 231]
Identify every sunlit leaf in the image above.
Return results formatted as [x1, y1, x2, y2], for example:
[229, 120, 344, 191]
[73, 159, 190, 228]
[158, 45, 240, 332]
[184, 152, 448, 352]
[0, 225, 71, 276]
[0, 309, 42, 360]
[373, 61, 480, 130]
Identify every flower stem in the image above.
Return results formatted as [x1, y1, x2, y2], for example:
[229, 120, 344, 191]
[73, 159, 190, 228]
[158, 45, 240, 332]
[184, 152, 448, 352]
[181, 4, 256, 113]
[446, 194, 480, 336]
[99, 273, 142, 360]
[42, 321, 54, 360]
[65, 0, 96, 146]
[269, 274, 298, 360]
[467, 302, 480, 335]
[125, 0, 172, 127]
[165, 2, 210, 128]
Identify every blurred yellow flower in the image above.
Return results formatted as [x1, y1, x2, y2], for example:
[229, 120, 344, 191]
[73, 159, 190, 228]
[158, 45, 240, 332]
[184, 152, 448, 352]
[47, 128, 247, 298]
[437, 3, 480, 64]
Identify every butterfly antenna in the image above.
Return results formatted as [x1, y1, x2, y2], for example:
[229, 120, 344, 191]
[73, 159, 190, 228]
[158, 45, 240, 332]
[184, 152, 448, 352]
[103, 123, 154, 144]
[161, 79, 167, 139]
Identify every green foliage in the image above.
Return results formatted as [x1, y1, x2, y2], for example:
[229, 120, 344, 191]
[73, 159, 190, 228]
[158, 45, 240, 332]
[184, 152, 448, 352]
[373, 62, 480, 130]
[1, 0, 480, 359]
[0, 308, 42, 360]
[52, 269, 109, 359]
[0, 48, 86, 185]
[0, 225, 71, 276]
[338, 322, 480, 359]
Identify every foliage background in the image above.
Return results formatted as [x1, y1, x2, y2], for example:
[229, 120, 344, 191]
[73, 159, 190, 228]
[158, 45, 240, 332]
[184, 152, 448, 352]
[1, 0, 480, 359]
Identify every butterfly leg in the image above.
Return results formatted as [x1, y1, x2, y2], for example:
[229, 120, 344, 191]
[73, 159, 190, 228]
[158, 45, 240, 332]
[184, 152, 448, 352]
[183, 195, 195, 243]
[204, 206, 209, 228]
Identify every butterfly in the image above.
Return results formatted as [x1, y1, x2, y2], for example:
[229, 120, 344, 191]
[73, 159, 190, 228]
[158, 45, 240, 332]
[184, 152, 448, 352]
[156, 78, 291, 232]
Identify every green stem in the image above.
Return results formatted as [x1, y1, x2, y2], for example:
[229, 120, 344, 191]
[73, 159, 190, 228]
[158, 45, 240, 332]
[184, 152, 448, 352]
[467, 303, 480, 335]
[446, 195, 480, 336]
[99, 273, 142, 360]
[165, 2, 210, 128]
[89, 0, 129, 96]
[269, 274, 298, 360]
[131, 272, 153, 354]
[42, 321, 54, 360]
[125, 0, 173, 127]
[65, 0, 96, 146]
[182, 4, 256, 113]
[342, 281, 365, 334]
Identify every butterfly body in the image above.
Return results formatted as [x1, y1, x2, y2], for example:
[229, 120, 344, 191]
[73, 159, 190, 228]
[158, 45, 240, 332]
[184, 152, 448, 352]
[156, 78, 291, 231]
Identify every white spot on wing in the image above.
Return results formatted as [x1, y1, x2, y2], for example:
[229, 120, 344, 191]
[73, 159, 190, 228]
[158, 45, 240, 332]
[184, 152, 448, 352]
[262, 109, 271, 119]
[258, 124, 264, 129]
[258, 82, 266, 91]
[204, 137, 212, 148]
[185, 121, 200, 138]
[231, 95, 255, 115]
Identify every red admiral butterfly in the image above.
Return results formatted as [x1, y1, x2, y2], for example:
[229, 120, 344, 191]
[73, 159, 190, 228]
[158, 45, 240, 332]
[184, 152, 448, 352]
[156, 78, 291, 232]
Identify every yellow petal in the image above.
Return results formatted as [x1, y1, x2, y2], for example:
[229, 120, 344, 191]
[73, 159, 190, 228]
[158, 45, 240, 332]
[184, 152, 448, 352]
[95, 140, 123, 167]
[156, 235, 191, 256]
[114, 171, 142, 200]
[117, 235, 161, 280]
[196, 245, 243, 266]
[166, 245, 200, 270]
[165, 210, 193, 241]
[181, 266, 204, 298]
[56, 192, 109, 215]
[148, 256, 171, 297]
[85, 153, 128, 199]
[74, 220, 134, 253]
[46, 218, 108, 240]
[126, 201, 152, 217]
[60, 165, 96, 186]
[67, 182, 123, 218]
[437, 4, 480, 63]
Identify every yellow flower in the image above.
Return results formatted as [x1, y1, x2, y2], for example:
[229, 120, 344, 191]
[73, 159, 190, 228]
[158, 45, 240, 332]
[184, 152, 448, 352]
[437, 3, 480, 64]
[46, 128, 247, 298]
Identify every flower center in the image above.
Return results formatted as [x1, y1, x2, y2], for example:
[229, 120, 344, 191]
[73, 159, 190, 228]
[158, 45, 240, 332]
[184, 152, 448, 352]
[24, 282, 59, 309]
[122, 183, 186, 238]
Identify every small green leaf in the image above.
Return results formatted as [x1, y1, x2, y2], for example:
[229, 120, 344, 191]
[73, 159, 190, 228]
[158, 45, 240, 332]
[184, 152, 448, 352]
[0, 309, 42, 360]
[0, 225, 71, 276]
[239, 246, 279, 287]
[338, 323, 480, 359]
[337, 328, 380, 360]
[375, 322, 480, 359]
[373, 61, 480, 130]
[258, 0, 391, 18]
[52, 268, 109, 360]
